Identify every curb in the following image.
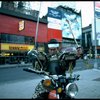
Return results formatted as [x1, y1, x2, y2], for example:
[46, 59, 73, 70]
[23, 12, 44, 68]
[0, 63, 32, 69]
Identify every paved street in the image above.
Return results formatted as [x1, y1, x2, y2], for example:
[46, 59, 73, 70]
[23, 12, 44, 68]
[0, 58, 100, 99]
[0, 68, 100, 99]
[0, 78, 41, 99]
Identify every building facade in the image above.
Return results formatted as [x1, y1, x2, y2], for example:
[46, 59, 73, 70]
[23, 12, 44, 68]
[82, 24, 100, 58]
[0, 6, 48, 64]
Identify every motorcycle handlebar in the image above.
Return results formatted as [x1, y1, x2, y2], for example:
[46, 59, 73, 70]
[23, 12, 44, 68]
[23, 67, 49, 75]
[67, 74, 80, 81]
[23, 68, 80, 81]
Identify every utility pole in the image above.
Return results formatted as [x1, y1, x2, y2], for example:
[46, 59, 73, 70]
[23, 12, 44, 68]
[93, 1, 98, 69]
[35, 2, 41, 49]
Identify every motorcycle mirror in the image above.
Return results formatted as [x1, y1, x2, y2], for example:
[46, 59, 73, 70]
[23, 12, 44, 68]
[32, 53, 38, 58]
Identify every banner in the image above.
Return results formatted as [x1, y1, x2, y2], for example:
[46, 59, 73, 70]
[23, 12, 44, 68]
[47, 7, 62, 42]
[47, 7, 62, 19]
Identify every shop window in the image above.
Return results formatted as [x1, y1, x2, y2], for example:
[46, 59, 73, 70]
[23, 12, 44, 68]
[0, 33, 34, 45]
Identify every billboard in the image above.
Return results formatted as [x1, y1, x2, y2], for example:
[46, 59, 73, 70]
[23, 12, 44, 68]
[61, 8, 82, 39]
[47, 7, 82, 42]
[47, 7, 62, 42]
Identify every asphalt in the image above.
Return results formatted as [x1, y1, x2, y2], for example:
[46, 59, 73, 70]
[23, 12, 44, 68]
[73, 68, 100, 99]
[0, 61, 100, 99]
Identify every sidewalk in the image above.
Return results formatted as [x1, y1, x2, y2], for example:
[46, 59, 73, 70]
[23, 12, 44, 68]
[73, 68, 100, 99]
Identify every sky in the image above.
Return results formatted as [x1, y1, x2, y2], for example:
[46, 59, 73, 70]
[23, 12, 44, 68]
[30, 1, 94, 28]
[0, 1, 94, 28]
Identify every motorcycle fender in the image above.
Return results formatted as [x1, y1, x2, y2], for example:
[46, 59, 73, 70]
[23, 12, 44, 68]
[48, 90, 58, 99]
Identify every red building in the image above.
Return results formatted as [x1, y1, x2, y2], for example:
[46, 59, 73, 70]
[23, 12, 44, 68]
[0, 8, 49, 64]
[0, 6, 63, 64]
[0, 10, 48, 41]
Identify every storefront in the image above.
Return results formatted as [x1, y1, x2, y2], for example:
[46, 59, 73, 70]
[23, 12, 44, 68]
[0, 43, 34, 64]
[0, 8, 48, 64]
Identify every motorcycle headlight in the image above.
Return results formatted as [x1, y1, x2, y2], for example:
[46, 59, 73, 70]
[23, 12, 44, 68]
[43, 79, 51, 87]
[66, 83, 78, 98]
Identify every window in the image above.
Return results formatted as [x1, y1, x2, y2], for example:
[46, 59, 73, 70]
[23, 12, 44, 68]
[0, 33, 34, 45]
[25, 36, 34, 45]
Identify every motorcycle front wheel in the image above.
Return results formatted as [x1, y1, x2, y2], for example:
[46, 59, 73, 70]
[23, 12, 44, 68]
[32, 92, 49, 99]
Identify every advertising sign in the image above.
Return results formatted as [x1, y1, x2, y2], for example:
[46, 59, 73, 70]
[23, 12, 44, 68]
[61, 9, 82, 39]
[47, 7, 82, 41]
[47, 7, 62, 42]
[19, 20, 25, 31]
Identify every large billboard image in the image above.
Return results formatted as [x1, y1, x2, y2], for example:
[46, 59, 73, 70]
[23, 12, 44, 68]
[61, 8, 82, 39]
[47, 7, 82, 41]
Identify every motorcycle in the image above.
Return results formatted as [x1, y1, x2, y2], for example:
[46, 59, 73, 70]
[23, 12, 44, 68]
[23, 50, 80, 99]
[23, 67, 79, 99]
